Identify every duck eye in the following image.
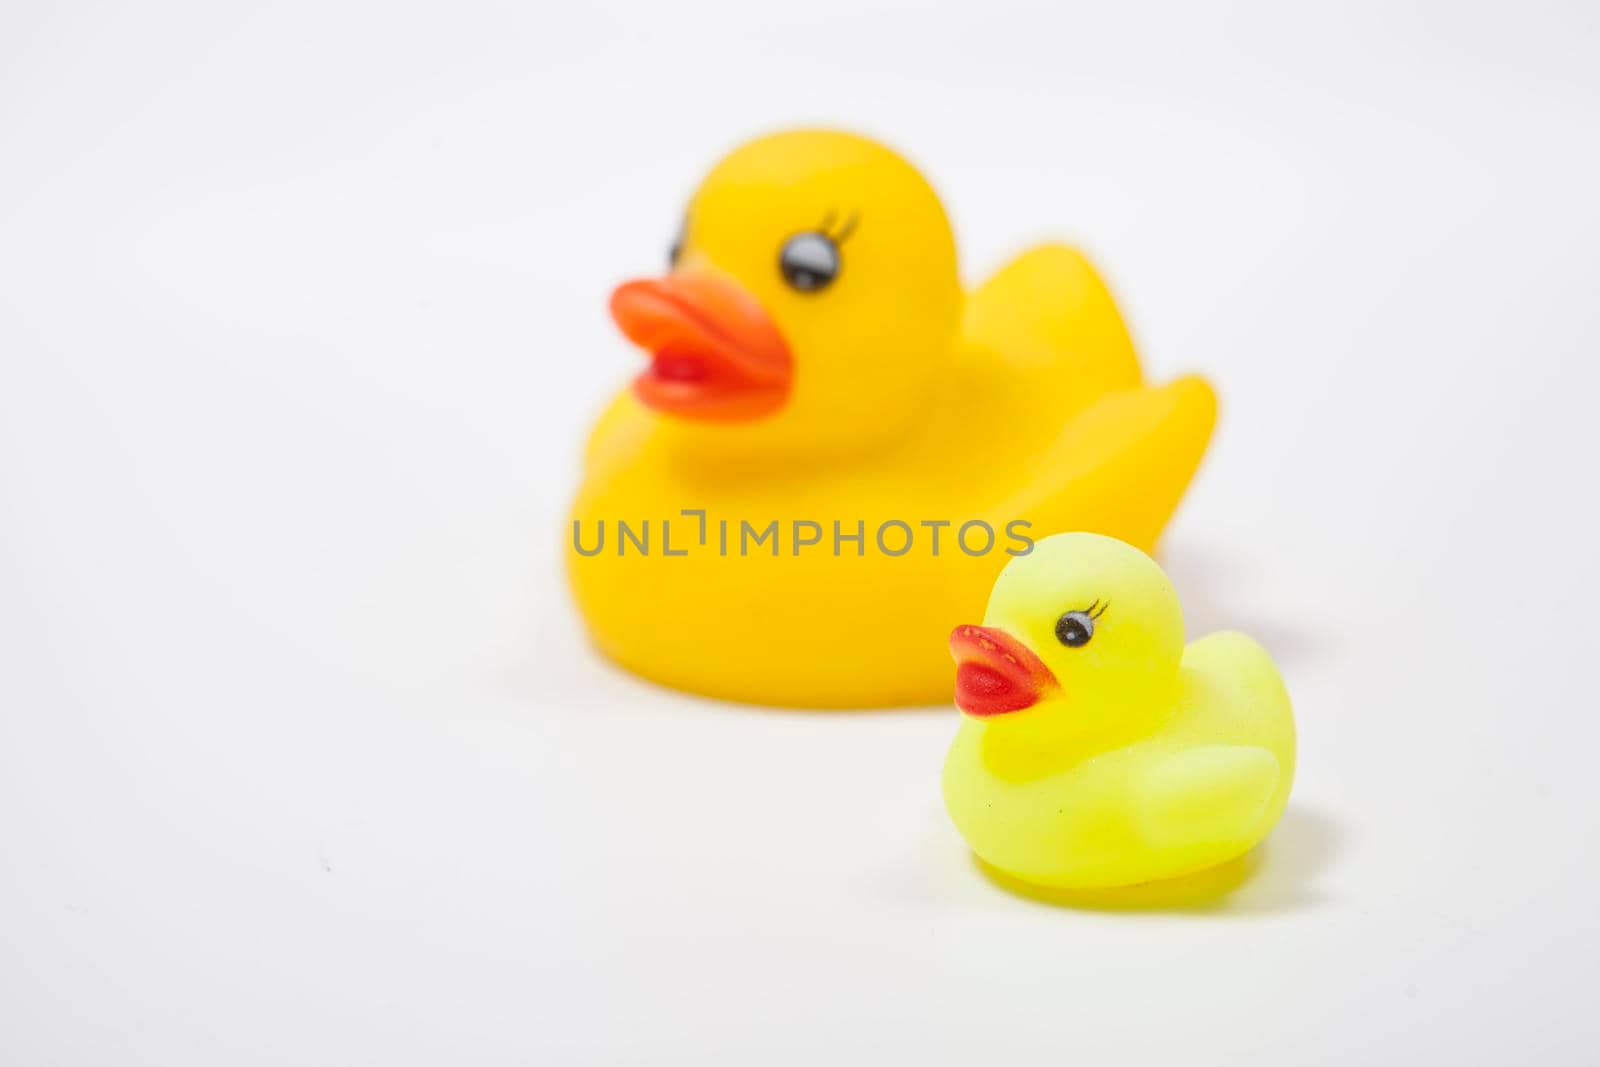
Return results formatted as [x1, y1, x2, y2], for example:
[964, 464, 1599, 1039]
[1055, 610, 1094, 648]
[778, 232, 840, 292]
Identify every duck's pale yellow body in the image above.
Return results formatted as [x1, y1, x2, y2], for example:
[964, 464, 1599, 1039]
[944, 533, 1295, 889]
[945, 631, 1294, 887]
[568, 132, 1216, 707]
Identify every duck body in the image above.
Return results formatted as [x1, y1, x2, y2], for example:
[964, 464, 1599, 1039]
[943, 533, 1295, 889]
[567, 131, 1216, 707]
[944, 630, 1294, 888]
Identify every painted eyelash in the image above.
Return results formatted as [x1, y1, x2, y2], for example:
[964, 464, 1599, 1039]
[833, 209, 860, 243]
[818, 209, 860, 244]
[1086, 599, 1109, 619]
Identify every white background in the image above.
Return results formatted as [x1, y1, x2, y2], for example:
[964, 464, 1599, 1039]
[3, 1, 1598, 1063]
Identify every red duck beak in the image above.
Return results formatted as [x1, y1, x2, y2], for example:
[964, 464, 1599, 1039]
[610, 274, 793, 421]
[949, 625, 1058, 717]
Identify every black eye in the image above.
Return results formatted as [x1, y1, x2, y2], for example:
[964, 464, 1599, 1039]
[668, 217, 687, 269]
[779, 232, 840, 292]
[1055, 610, 1095, 648]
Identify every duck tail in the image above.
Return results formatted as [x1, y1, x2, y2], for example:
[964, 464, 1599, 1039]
[964, 243, 1145, 405]
[1011, 374, 1218, 554]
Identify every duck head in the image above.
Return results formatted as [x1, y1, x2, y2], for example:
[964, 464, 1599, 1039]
[610, 129, 961, 456]
[950, 533, 1186, 745]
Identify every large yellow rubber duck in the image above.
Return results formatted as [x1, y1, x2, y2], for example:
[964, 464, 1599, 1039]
[944, 532, 1295, 889]
[568, 129, 1217, 707]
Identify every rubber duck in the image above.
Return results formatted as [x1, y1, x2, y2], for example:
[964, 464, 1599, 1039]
[568, 129, 1217, 707]
[944, 532, 1295, 889]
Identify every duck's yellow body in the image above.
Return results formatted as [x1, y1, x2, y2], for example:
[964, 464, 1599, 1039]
[568, 130, 1216, 707]
[945, 533, 1295, 889]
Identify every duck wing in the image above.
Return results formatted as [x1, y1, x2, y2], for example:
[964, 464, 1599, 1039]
[1132, 744, 1282, 851]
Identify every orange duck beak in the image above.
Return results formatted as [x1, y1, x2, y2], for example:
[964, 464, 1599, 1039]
[609, 274, 793, 421]
[949, 625, 1058, 717]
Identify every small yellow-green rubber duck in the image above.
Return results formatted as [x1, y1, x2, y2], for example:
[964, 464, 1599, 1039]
[944, 532, 1295, 890]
